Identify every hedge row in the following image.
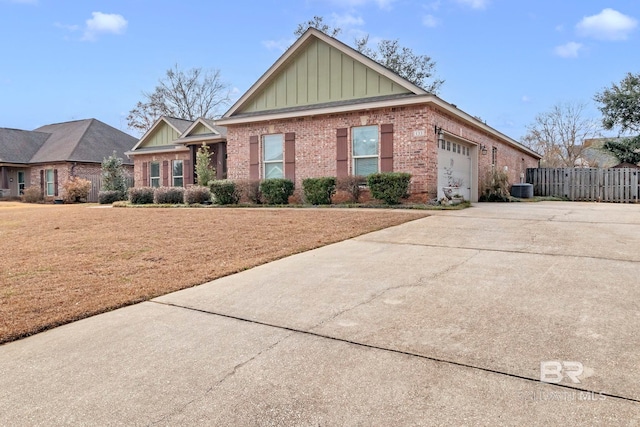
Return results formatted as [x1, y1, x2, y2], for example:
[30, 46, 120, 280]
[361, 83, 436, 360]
[101, 173, 411, 206]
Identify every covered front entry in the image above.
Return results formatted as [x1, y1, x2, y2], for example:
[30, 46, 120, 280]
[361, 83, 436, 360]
[436, 136, 477, 202]
[0, 166, 29, 198]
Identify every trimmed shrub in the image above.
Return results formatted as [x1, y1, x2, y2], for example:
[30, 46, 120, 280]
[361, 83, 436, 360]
[336, 175, 365, 203]
[303, 177, 336, 205]
[367, 172, 412, 205]
[22, 185, 43, 203]
[98, 190, 125, 205]
[479, 168, 510, 202]
[236, 179, 262, 204]
[154, 186, 185, 204]
[210, 180, 239, 205]
[128, 187, 155, 205]
[260, 178, 294, 205]
[62, 177, 92, 203]
[184, 186, 211, 204]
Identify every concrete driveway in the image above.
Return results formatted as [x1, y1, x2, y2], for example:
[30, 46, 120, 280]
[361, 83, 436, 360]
[1, 202, 639, 426]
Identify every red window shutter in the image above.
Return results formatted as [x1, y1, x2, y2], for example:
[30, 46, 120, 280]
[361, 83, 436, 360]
[53, 169, 59, 196]
[217, 142, 227, 179]
[284, 132, 295, 182]
[336, 128, 348, 178]
[380, 124, 394, 172]
[184, 159, 193, 186]
[142, 162, 148, 186]
[162, 161, 169, 186]
[249, 136, 259, 180]
[40, 169, 44, 195]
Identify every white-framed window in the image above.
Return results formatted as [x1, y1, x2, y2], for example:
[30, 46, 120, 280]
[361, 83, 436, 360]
[352, 125, 379, 176]
[18, 171, 25, 195]
[150, 162, 160, 188]
[45, 169, 55, 196]
[172, 160, 183, 187]
[263, 134, 284, 179]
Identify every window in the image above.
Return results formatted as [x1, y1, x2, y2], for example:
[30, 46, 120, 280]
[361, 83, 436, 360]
[263, 134, 284, 179]
[352, 126, 379, 176]
[18, 171, 25, 195]
[150, 162, 160, 187]
[492, 147, 498, 166]
[446, 141, 451, 151]
[172, 160, 184, 187]
[45, 169, 54, 196]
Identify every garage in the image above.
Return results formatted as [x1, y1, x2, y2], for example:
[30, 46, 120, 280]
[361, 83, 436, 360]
[436, 134, 477, 202]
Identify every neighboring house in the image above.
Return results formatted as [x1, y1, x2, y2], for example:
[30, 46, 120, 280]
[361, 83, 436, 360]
[573, 138, 620, 168]
[0, 119, 136, 200]
[125, 117, 227, 187]
[215, 29, 541, 202]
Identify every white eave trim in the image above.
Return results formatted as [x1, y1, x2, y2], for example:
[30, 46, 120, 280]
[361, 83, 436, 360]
[124, 146, 189, 156]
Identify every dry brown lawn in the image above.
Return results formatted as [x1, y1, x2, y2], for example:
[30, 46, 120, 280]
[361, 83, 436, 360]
[0, 202, 426, 344]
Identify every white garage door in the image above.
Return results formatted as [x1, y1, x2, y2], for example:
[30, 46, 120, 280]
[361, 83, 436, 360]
[437, 138, 473, 201]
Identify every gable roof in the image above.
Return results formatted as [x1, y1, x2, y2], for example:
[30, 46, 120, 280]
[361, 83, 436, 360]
[217, 29, 540, 160]
[0, 128, 50, 164]
[129, 116, 194, 152]
[221, 28, 427, 120]
[0, 119, 137, 165]
[181, 117, 227, 138]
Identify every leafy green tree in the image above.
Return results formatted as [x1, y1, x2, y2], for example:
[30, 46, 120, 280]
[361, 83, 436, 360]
[195, 143, 216, 186]
[101, 151, 128, 194]
[602, 137, 640, 164]
[594, 72, 640, 134]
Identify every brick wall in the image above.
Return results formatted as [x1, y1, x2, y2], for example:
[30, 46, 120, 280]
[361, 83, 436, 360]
[132, 152, 191, 187]
[28, 162, 134, 200]
[226, 104, 539, 200]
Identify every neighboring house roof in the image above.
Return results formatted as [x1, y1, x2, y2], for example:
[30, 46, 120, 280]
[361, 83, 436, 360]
[612, 162, 640, 169]
[0, 119, 136, 166]
[0, 128, 50, 164]
[217, 28, 541, 160]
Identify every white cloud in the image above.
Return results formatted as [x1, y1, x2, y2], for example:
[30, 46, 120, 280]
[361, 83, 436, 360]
[576, 8, 637, 41]
[554, 41, 583, 58]
[319, 0, 396, 10]
[82, 12, 128, 41]
[331, 12, 364, 29]
[453, 0, 489, 10]
[522, 96, 531, 103]
[262, 38, 295, 52]
[425, 1, 441, 11]
[422, 14, 439, 28]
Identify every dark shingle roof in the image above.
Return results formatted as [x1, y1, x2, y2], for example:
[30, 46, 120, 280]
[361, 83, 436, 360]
[164, 117, 194, 134]
[0, 128, 50, 163]
[31, 119, 137, 165]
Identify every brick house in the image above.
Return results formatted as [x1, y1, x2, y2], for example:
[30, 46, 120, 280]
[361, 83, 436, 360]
[125, 117, 226, 187]
[0, 119, 136, 200]
[215, 28, 541, 202]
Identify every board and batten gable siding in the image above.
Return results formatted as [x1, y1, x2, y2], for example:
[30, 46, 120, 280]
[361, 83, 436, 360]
[137, 123, 182, 149]
[190, 123, 213, 136]
[241, 38, 412, 114]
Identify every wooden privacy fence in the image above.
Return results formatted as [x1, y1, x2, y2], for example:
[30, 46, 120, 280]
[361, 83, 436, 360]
[81, 174, 134, 202]
[526, 168, 639, 203]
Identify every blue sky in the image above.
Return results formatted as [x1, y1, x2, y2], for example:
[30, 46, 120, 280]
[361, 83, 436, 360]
[1, 0, 638, 140]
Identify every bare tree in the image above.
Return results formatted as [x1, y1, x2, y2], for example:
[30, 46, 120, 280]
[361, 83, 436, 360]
[294, 16, 341, 38]
[127, 64, 231, 133]
[522, 102, 600, 167]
